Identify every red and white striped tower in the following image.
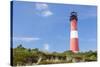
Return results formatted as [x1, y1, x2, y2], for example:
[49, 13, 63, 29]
[70, 12, 79, 53]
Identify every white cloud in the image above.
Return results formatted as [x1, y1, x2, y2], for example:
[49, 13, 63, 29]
[36, 3, 48, 10]
[42, 10, 53, 17]
[44, 43, 49, 51]
[35, 3, 53, 17]
[13, 37, 40, 42]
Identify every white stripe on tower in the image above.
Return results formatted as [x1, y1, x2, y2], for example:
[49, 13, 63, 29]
[70, 30, 78, 38]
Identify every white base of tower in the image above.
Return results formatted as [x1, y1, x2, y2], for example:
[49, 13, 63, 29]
[73, 51, 79, 53]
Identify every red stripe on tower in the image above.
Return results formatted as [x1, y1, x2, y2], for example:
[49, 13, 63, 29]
[70, 12, 79, 53]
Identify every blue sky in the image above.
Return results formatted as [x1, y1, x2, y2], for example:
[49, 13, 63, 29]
[12, 1, 97, 52]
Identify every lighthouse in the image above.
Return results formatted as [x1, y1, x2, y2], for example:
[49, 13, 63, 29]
[70, 12, 79, 53]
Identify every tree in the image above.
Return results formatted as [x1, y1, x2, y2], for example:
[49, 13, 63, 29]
[17, 44, 25, 49]
[32, 48, 39, 52]
[28, 48, 31, 52]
